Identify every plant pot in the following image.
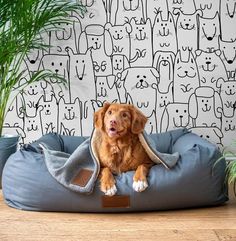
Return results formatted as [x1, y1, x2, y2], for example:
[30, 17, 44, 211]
[0, 135, 19, 188]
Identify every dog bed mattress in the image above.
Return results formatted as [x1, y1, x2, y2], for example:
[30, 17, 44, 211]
[2, 129, 228, 212]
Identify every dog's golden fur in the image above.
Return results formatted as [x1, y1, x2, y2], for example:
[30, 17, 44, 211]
[94, 102, 154, 195]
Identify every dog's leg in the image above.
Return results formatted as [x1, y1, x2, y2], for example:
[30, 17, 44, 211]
[100, 167, 117, 196]
[133, 164, 152, 192]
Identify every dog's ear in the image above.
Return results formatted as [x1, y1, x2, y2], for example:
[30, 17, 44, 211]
[94, 102, 111, 130]
[130, 105, 147, 134]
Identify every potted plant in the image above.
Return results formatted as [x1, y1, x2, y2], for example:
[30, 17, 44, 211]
[223, 141, 236, 196]
[0, 0, 85, 187]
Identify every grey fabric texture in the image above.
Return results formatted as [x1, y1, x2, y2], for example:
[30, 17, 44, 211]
[2, 129, 228, 212]
[39, 129, 180, 194]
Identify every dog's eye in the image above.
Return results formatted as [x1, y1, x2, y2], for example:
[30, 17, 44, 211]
[108, 110, 112, 115]
[122, 113, 127, 118]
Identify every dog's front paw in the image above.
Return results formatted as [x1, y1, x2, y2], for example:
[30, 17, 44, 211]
[101, 183, 117, 196]
[133, 180, 148, 192]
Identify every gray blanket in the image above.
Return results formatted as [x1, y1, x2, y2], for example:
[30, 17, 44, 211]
[40, 129, 179, 194]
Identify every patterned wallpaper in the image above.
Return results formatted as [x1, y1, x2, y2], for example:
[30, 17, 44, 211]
[3, 0, 236, 149]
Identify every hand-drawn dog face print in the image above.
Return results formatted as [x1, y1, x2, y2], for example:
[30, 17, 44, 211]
[153, 50, 175, 93]
[153, 11, 178, 54]
[129, 18, 153, 67]
[24, 49, 44, 77]
[219, 37, 236, 79]
[49, 15, 82, 54]
[40, 54, 70, 101]
[58, 98, 81, 136]
[145, 0, 169, 25]
[198, 12, 221, 52]
[220, 0, 236, 41]
[76, 0, 107, 30]
[4, 95, 25, 128]
[156, 83, 174, 131]
[195, 49, 228, 90]
[160, 102, 190, 132]
[24, 107, 43, 144]
[217, 78, 236, 117]
[189, 126, 223, 146]
[195, 0, 220, 18]
[122, 67, 159, 116]
[38, 94, 58, 135]
[111, 54, 130, 77]
[221, 115, 236, 148]
[173, 50, 200, 103]
[105, 22, 132, 59]
[110, 0, 145, 25]
[96, 75, 119, 103]
[174, 9, 203, 54]
[167, 0, 196, 17]
[66, 47, 96, 103]
[189, 86, 223, 127]
[20, 80, 45, 117]
[79, 24, 113, 76]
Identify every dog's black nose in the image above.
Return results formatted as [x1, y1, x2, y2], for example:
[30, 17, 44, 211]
[228, 60, 233, 64]
[206, 61, 211, 65]
[55, 69, 59, 73]
[207, 37, 213, 41]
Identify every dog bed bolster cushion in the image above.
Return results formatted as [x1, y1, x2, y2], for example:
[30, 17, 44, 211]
[2, 128, 228, 212]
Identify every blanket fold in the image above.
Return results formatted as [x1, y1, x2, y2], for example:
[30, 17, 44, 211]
[40, 129, 180, 194]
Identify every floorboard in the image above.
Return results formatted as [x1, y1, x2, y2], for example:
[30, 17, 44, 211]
[1, 188, 236, 241]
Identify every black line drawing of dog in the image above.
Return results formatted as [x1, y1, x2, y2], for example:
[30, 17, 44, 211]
[129, 18, 153, 67]
[66, 47, 96, 103]
[198, 12, 221, 52]
[160, 102, 190, 132]
[189, 86, 223, 128]
[221, 115, 236, 148]
[195, 49, 228, 91]
[219, 37, 236, 80]
[49, 15, 82, 54]
[153, 50, 175, 93]
[195, 0, 220, 18]
[96, 75, 119, 103]
[110, 0, 145, 25]
[173, 50, 200, 103]
[24, 107, 43, 144]
[174, 8, 203, 55]
[39, 54, 70, 102]
[79, 24, 113, 77]
[220, 0, 236, 41]
[58, 97, 82, 136]
[145, 0, 169, 26]
[217, 78, 236, 117]
[105, 22, 132, 60]
[153, 11, 177, 54]
[121, 67, 159, 118]
[75, 0, 107, 30]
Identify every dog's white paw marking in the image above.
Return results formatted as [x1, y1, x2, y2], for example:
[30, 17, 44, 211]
[104, 185, 117, 196]
[133, 180, 148, 192]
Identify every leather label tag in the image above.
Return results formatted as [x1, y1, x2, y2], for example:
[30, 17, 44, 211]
[71, 169, 93, 187]
[102, 195, 130, 208]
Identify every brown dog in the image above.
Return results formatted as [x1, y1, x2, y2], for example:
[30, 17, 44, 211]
[94, 102, 154, 196]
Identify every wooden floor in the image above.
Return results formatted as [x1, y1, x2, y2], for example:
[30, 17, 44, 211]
[1, 189, 236, 241]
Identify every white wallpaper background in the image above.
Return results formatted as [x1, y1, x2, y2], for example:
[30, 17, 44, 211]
[3, 0, 236, 149]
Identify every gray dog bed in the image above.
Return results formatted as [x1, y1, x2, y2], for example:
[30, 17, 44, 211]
[2, 128, 228, 212]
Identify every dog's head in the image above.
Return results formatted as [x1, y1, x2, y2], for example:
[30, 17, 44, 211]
[94, 102, 147, 138]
